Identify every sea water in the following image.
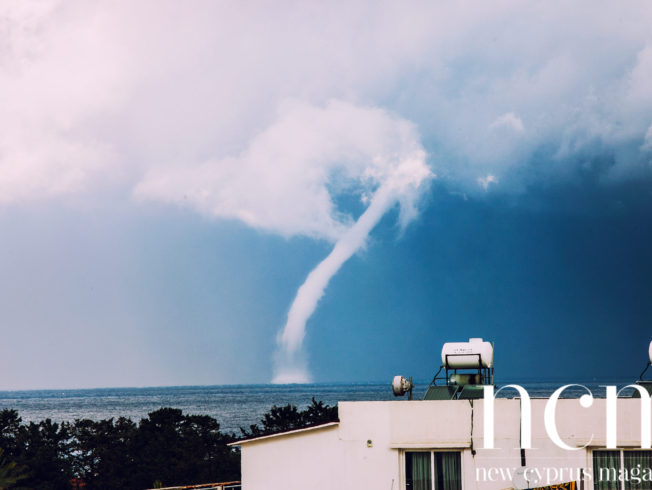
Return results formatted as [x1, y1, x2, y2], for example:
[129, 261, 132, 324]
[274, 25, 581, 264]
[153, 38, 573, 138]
[0, 379, 634, 434]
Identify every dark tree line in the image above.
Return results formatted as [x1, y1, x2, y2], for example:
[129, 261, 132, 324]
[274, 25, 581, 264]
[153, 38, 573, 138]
[0, 408, 239, 489]
[0, 399, 338, 489]
[239, 397, 338, 439]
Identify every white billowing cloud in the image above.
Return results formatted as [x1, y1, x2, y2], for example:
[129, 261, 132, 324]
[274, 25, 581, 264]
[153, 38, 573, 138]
[135, 100, 428, 241]
[489, 113, 525, 133]
[0, 128, 107, 205]
[643, 124, 652, 152]
[477, 175, 499, 191]
[0, 1, 128, 205]
[1, 2, 652, 208]
[627, 44, 652, 107]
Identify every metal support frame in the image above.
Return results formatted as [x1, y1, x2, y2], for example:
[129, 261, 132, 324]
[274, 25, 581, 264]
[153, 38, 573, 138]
[428, 353, 494, 388]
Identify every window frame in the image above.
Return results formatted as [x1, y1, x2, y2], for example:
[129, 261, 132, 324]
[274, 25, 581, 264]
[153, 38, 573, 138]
[401, 449, 464, 490]
[592, 449, 652, 490]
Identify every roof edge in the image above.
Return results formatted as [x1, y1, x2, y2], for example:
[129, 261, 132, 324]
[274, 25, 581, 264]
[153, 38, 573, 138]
[228, 421, 339, 446]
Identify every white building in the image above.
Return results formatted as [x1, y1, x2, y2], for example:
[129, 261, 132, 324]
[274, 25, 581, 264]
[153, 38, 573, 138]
[232, 396, 652, 490]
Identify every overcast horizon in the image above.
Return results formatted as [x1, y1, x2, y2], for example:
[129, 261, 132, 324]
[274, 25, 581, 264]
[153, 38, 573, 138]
[1, 1, 651, 390]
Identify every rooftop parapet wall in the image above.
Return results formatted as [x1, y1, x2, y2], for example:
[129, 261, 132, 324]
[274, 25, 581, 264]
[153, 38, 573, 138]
[339, 398, 652, 450]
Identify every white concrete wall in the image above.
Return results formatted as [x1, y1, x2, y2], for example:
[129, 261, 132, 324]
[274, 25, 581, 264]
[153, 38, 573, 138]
[240, 424, 341, 490]
[239, 397, 652, 490]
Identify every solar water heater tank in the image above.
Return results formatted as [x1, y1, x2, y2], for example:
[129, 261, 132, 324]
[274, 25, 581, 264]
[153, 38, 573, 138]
[441, 337, 493, 369]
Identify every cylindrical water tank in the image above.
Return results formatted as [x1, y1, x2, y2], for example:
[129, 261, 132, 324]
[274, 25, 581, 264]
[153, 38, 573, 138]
[441, 338, 493, 369]
[649, 340, 652, 364]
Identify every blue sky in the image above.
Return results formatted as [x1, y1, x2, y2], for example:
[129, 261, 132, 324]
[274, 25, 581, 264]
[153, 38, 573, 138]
[0, 1, 651, 389]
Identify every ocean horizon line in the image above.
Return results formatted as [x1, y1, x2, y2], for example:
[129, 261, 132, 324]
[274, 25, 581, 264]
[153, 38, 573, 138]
[0, 376, 639, 394]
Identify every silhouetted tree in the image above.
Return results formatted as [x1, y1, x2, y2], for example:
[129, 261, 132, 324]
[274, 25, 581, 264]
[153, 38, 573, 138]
[14, 419, 72, 489]
[130, 408, 238, 488]
[303, 398, 338, 426]
[70, 416, 137, 489]
[0, 448, 28, 489]
[0, 411, 21, 459]
[240, 398, 338, 439]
